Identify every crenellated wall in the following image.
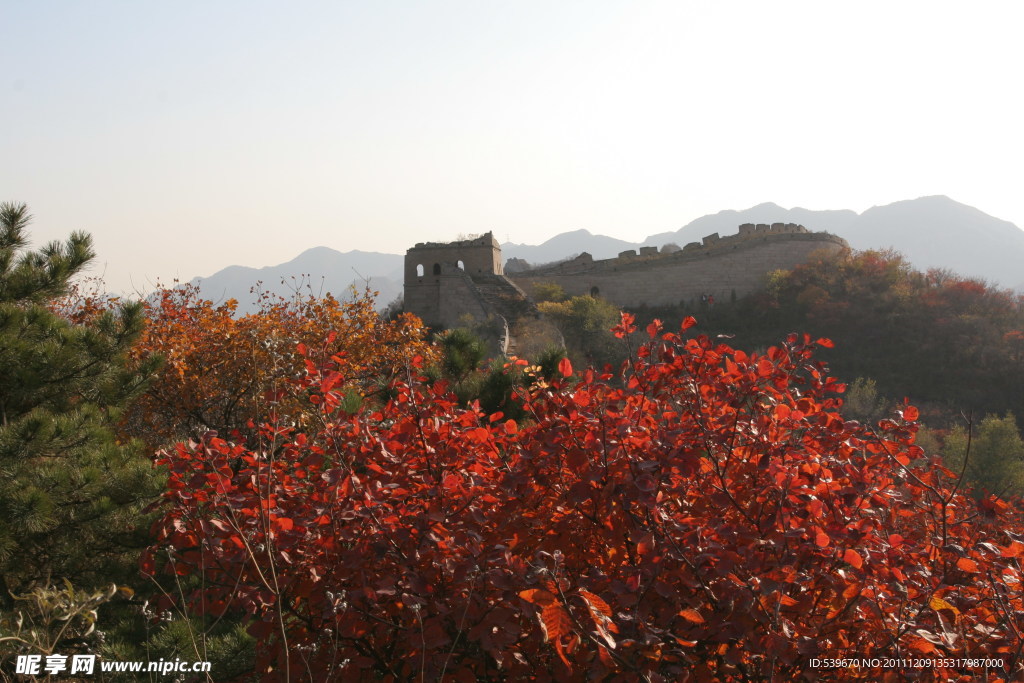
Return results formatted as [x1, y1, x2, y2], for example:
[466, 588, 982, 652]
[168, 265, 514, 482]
[508, 224, 847, 308]
[405, 233, 503, 282]
[403, 224, 849, 329]
[404, 233, 503, 328]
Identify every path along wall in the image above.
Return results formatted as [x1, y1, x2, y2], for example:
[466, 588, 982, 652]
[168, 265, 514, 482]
[508, 229, 848, 308]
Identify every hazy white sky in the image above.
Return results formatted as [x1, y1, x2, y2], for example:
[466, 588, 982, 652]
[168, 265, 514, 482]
[3, 1, 1022, 293]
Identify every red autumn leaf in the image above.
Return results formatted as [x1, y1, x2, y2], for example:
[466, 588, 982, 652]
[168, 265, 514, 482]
[519, 588, 558, 607]
[678, 608, 705, 624]
[540, 603, 573, 643]
[467, 427, 490, 444]
[843, 548, 864, 569]
[929, 595, 960, 616]
[907, 636, 937, 654]
[579, 590, 618, 648]
[636, 533, 655, 556]
[558, 356, 573, 378]
[612, 311, 637, 338]
[681, 316, 697, 330]
[339, 474, 354, 498]
[1001, 540, 1024, 558]
[955, 557, 978, 573]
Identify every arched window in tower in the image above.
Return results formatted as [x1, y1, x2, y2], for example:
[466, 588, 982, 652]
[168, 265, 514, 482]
[416, 264, 424, 278]
[457, 260, 465, 270]
[433, 263, 441, 275]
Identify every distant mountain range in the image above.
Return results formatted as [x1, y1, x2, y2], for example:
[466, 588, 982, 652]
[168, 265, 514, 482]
[500, 230, 639, 266]
[187, 247, 404, 314]
[640, 196, 1024, 291]
[188, 196, 1024, 311]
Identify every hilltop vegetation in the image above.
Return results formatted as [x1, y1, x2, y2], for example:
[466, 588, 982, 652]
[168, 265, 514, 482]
[610, 247, 1024, 421]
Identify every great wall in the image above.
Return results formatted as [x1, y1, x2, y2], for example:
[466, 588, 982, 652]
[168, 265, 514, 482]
[404, 224, 849, 354]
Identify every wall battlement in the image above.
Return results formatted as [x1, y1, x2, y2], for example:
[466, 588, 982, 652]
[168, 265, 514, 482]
[403, 225, 849, 338]
[522, 223, 829, 277]
[405, 232, 503, 285]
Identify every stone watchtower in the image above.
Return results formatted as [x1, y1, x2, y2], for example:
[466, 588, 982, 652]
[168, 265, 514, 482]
[404, 232, 504, 329]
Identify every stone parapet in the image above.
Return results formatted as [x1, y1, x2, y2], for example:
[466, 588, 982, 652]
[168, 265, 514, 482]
[507, 225, 848, 309]
[518, 225, 841, 278]
[403, 224, 849, 334]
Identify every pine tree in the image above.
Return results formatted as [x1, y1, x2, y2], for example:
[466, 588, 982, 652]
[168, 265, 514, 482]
[0, 202, 161, 604]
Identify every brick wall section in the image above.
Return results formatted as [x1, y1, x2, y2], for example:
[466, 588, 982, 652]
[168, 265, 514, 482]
[404, 225, 849, 327]
[405, 267, 492, 329]
[405, 232, 505, 328]
[510, 228, 848, 308]
[405, 233, 503, 284]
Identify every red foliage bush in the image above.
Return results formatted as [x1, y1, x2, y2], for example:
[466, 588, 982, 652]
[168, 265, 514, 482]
[144, 314, 1024, 681]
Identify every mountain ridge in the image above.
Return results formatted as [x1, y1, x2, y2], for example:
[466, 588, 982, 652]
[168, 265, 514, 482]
[187, 247, 404, 313]
[187, 196, 1024, 309]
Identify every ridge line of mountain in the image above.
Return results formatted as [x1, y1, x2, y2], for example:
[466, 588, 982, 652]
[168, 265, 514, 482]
[187, 195, 1024, 313]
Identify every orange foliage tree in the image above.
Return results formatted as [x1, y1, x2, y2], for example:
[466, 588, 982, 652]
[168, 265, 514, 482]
[116, 284, 436, 450]
[144, 314, 1024, 681]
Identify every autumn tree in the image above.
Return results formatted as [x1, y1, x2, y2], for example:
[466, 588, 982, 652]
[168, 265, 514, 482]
[39, 278, 436, 674]
[0, 202, 160, 600]
[121, 283, 435, 450]
[144, 313, 1024, 681]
